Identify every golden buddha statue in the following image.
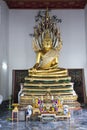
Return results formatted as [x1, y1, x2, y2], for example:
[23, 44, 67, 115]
[20, 9, 80, 111]
[31, 29, 62, 70]
[29, 28, 65, 78]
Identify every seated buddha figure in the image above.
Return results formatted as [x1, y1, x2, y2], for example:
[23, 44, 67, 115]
[30, 30, 62, 71]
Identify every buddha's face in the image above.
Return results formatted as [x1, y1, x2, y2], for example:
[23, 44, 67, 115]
[43, 39, 52, 51]
[42, 30, 52, 51]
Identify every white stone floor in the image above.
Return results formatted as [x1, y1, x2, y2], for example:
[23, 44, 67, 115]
[0, 108, 87, 130]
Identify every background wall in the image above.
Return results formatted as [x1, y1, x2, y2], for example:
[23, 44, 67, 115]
[0, 0, 87, 100]
[85, 5, 87, 98]
[0, 1, 9, 100]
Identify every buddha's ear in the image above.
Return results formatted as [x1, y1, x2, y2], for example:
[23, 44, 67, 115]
[56, 40, 63, 52]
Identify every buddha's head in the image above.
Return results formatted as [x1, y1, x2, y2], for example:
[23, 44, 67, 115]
[42, 31, 52, 51]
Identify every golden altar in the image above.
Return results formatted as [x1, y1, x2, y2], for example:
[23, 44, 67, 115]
[16, 9, 81, 120]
